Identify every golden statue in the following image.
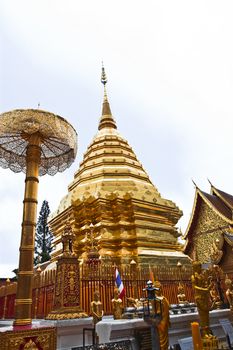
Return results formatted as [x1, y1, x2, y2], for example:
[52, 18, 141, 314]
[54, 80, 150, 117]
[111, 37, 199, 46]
[23, 339, 39, 350]
[177, 283, 189, 304]
[90, 290, 104, 325]
[154, 280, 170, 350]
[191, 261, 212, 336]
[68, 265, 76, 293]
[225, 277, 233, 312]
[112, 287, 123, 320]
[127, 297, 142, 308]
[210, 283, 222, 310]
[210, 239, 223, 264]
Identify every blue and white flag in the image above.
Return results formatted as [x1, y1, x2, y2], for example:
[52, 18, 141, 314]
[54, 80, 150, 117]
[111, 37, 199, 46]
[115, 268, 125, 298]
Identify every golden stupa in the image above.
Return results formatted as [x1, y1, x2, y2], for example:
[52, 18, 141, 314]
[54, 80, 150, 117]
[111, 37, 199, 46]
[49, 68, 188, 268]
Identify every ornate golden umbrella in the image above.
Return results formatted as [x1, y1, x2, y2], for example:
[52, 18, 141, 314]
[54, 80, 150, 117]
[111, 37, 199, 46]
[0, 109, 77, 326]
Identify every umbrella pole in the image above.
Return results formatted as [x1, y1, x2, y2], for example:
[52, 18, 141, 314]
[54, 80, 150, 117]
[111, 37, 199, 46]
[14, 133, 41, 326]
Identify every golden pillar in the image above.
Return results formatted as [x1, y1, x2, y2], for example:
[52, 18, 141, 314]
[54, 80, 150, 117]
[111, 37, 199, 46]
[14, 133, 41, 325]
[0, 108, 77, 326]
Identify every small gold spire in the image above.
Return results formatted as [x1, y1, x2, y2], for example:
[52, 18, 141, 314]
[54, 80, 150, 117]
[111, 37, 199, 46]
[101, 63, 108, 103]
[98, 63, 117, 130]
[101, 62, 107, 86]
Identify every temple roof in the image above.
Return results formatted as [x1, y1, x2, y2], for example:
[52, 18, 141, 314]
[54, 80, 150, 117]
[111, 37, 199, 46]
[49, 70, 186, 262]
[211, 187, 233, 209]
[200, 191, 232, 220]
[50, 70, 181, 219]
[184, 183, 233, 239]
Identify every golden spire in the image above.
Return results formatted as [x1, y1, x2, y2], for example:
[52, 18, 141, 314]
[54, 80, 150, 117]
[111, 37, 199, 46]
[99, 63, 117, 130]
[101, 64, 108, 90]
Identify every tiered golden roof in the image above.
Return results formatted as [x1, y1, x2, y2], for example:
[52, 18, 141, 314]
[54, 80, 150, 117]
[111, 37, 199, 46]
[49, 69, 186, 266]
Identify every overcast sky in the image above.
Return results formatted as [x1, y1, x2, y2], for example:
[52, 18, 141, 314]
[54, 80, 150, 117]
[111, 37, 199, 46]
[1, 0, 233, 277]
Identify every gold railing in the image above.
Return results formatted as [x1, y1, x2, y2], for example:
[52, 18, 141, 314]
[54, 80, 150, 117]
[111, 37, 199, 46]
[1, 263, 223, 319]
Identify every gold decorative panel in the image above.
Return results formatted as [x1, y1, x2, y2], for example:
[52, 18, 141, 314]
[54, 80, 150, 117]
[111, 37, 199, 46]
[193, 202, 226, 263]
[53, 258, 80, 309]
[0, 326, 56, 350]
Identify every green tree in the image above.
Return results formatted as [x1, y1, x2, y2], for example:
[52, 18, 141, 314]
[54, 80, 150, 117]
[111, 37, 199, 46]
[34, 200, 53, 265]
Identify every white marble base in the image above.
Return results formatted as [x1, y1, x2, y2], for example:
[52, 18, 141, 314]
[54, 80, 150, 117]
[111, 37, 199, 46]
[96, 309, 233, 346]
[96, 317, 148, 344]
[41, 318, 94, 350]
[169, 308, 233, 345]
[0, 318, 94, 350]
[0, 309, 232, 349]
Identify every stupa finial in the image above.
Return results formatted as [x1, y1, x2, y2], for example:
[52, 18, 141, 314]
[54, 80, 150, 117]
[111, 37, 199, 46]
[101, 62, 108, 103]
[101, 61, 108, 102]
[99, 63, 117, 130]
[101, 62, 107, 85]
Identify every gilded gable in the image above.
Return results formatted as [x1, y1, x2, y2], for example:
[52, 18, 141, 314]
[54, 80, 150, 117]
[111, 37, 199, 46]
[193, 201, 226, 263]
